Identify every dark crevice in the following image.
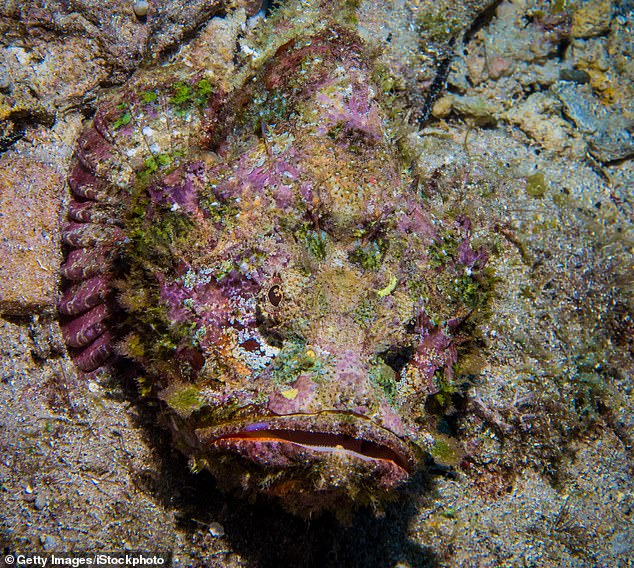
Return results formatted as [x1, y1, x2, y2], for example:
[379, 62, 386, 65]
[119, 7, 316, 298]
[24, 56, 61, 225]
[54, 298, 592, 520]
[1, 314, 33, 326]
[148, 5, 230, 65]
[0, 110, 55, 154]
[261, 0, 277, 17]
[556, 37, 570, 61]
[463, 0, 505, 45]
[379, 345, 416, 376]
[0, 124, 26, 153]
[418, 49, 454, 125]
[254, 305, 285, 348]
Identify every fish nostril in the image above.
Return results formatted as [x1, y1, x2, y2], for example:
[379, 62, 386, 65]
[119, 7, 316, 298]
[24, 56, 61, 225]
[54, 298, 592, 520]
[378, 346, 415, 376]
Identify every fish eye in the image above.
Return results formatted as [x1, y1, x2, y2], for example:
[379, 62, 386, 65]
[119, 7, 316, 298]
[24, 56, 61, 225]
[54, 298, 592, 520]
[267, 284, 283, 307]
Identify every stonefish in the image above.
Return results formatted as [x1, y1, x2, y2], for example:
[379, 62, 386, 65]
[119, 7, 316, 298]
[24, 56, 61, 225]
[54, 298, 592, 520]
[58, 3, 488, 515]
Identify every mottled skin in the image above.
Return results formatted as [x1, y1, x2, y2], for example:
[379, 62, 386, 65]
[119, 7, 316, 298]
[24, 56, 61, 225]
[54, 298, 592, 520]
[59, 8, 489, 516]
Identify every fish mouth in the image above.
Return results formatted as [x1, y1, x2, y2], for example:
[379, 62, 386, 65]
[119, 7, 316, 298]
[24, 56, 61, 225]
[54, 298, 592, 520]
[195, 412, 417, 478]
[215, 429, 413, 472]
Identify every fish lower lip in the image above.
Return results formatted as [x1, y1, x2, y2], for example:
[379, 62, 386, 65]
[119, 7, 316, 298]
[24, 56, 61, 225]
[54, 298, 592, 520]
[195, 413, 417, 474]
[215, 429, 411, 471]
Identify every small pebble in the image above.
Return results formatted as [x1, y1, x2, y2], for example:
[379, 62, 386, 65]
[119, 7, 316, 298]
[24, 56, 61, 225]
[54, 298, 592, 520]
[34, 494, 46, 510]
[208, 521, 225, 537]
[559, 68, 591, 84]
[0, 65, 12, 93]
[42, 534, 59, 551]
[133, 1, 149, 18]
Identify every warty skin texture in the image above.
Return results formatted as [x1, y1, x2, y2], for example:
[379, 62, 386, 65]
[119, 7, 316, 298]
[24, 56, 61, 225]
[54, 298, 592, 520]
[59, 5, 489, 516]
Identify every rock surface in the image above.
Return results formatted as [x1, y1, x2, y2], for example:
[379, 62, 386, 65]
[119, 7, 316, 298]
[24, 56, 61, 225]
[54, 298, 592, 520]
[0, 155, 62, 315]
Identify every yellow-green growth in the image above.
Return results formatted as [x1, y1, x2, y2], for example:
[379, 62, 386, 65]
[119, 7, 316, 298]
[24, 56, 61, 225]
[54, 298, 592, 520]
[142, 90, 158, 103]
[428, 233, 460, 268]
[376, 275, 397, 297]
[123, 333, 145, 359]
[430, 435, 461, 467]
[349, 240, 385, 270]
[129, 208, 195, 267]
[369, 359, 397, 403]
[430, 370, 457, 410]
[415, 8, 462, 43]
[170, 78, 214, 112]
[339, 0, 361, 25]
[305, 230, 329, 260]
[136, 375, 153, 398]
[526, 172, 547, 198]
[270, 342, 321, 386]
[113, 104, 132, 130]
[165, 385, 205, 418]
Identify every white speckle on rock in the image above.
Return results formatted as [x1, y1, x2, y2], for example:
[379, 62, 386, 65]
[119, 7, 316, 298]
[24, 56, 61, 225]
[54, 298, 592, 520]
[240, 44, 259, 58]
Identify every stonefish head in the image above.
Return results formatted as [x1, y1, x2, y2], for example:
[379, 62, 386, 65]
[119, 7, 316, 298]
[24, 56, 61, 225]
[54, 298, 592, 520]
[59, 9, 488, 516]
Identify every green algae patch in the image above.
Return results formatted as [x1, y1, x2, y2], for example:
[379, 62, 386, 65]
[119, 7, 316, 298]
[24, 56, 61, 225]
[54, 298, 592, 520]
[305, 229, 329, 260]
[369, 358, 397, 403]
[170, 78, 214, 113]
[142, 90, 159, 103]
[430, 435, 462, 467]
[195, 78, 213, 105]
[349, 240, 385, 270]
[352, 298, 377, 329]
[421, 221, 496, 322]
[113, 110, 132, 130]
[121, 332, 145, 359]
[454, 267, 496, 312]
[428, 233, 460, 268]
[269, 342, 322, 386]
[128, 208, 196, 269]
[526, 172, 548, 198]
[415, 8, 462, 43]
[428, 370, 459, 412]
[162, 384, 205, 418]
[200, 195, 240, 226]
[339, 0, 361, 25]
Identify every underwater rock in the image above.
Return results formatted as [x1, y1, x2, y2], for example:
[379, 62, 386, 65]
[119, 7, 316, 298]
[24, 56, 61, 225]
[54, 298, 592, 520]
[503, 92, 575, 153]
[571, 0, 612, 39]
[553, 82, 634, 162]
[58, 2, 492, 516]
[0, 0, 231, 118]
[0, 155, 63, 315]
